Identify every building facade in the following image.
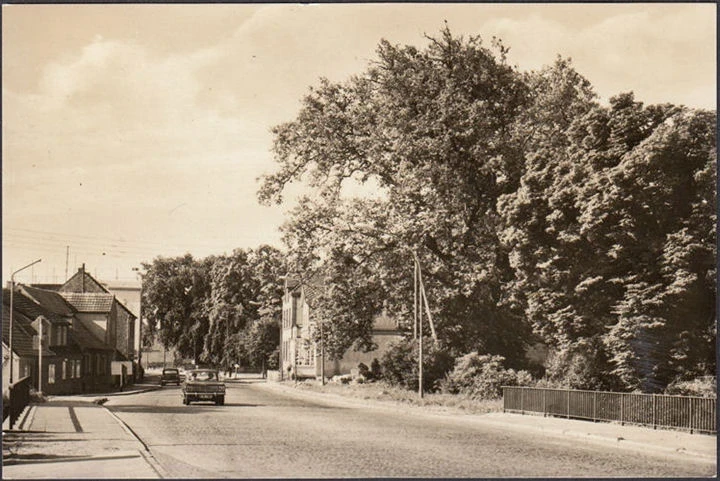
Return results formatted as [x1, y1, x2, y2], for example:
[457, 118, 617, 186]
[280, 275, 402, 379]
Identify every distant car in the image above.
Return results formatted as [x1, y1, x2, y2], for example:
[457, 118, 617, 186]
[182, 369, 226, 405]
[160, 368, 181, 386]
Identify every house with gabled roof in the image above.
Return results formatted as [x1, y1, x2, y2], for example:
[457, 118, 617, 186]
[18, 284, 115, 393]
[2, 301, 53, 395]
[58, 267, 136, 362]
[280, 274, 402, 380]
[2, 288, 82, 395]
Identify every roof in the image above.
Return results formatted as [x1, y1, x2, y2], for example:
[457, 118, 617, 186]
[285, 276, 301, 291]
[59, 292, 115, 313]
[284, 273, 324, 306]
[29, 283, 62, 291]
[302, 283, 324, 306]
[2, 304, 54, 357]
[19, 285, 76, 316]
[60, 268, 108, 294]
[3, 288, 69, 326]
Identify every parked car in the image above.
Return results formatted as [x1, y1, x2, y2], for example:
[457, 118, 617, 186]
[160, 368, 181, 386]
[182, 369, 226, 405]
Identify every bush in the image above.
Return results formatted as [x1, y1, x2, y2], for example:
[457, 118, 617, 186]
[380, 337, 454, 392]
[542, 341, 615, 391]
[267, 348, 280, 370]
[370, 358, 382, 380]
[665, 376, 716, 398]
[439, 352, 533, 400]
[357, 362, 370, 379]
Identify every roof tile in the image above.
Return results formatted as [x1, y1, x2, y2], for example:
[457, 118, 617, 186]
[59, 293, 114, 313]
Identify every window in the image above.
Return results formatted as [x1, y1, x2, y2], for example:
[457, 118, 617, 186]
[20, 361, 31, 378]
[62, 326, 68, 346]
[62, 360, 67, 380]
[48, 364, 56, 384]
[75, 360, 82, 378]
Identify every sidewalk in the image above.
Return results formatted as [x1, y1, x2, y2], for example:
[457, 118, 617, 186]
[258, 381, 717, 465]
[3, 396, 165, 479]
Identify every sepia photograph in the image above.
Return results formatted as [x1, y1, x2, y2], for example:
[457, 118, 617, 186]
[2, 2, 716, 478]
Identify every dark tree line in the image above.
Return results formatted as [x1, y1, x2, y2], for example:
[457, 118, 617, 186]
[259, 27, 716, 392]
[141, 246, 285, 371]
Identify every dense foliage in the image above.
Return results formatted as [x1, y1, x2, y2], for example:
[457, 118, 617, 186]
[259, 27, 716, 392]
[379, 337, 454, 392]
[141, 246, 286, 368]
[439, 353, 533, 399]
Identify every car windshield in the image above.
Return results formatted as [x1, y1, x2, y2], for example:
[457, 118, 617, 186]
[188, 371, 216, 381]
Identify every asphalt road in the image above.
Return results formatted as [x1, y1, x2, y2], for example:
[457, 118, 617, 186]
[106, 380, 714, 478]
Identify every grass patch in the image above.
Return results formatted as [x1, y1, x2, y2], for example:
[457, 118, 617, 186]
[290, 379, 502, 415]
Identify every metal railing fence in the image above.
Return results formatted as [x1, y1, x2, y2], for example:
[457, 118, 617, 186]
[5, 376, 32, 429]
[503, 386, 716, 434]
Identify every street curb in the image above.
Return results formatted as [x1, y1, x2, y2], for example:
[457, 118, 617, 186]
[104, 385, 162, 397]
[256, 382, 716, 464]
[104, 406, 168, 478]
[47, 385, 162, 402]
[2, 450, 144, 466]
[476, 418, 717, 464]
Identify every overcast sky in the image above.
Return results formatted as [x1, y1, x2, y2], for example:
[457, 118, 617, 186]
[2, 2, 716, 285]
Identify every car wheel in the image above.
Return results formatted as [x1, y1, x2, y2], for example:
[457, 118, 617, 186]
[160, 381, 165, 386]
[216, 396, 225, 406]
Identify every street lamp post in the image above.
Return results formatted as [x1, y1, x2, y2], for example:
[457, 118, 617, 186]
[132, 267, 144, 374]
[9, 259, 42, 384]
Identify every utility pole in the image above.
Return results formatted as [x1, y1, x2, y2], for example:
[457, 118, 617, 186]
[413, 255, 418, 340]
[412, 251, 437, 398]
[133, 267, 144, 377]
[320, 321, 325, 385]
[38, 317, 43, 394]
[419, 284, 424, 399]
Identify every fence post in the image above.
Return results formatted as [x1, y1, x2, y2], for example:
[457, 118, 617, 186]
[520, 387, 524, 414]
[502, 387, 506, 413]
[593, 391, 597, 422]
[543, 389, 546, 417]
[689, 398, 693, 434]
[652, 394, 656, 429]
[620, 393, 624, 426]
[566, 389, 570, 419]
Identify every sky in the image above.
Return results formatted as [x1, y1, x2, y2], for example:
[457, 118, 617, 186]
[2, 2, 716, 286]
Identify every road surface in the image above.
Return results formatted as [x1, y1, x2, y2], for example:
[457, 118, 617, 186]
[106, 379, 714, 478]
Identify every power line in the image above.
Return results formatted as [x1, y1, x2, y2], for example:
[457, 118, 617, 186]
[4, 227, 248, 251]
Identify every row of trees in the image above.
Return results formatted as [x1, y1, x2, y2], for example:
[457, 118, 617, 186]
[140, 246, 285, 371]
[258, 27, 716, 392]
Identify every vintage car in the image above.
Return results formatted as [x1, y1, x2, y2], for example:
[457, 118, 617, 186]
[160, 367, 181, 386]
[182, 369, 226, 405]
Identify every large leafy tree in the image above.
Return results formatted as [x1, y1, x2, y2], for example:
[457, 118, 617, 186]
[141, 254, 212, 361]
[142, 247, 286, 366]
[260, 27, 533, 366]
[202, 245, 286, 366]
[502, 87, 716, 391]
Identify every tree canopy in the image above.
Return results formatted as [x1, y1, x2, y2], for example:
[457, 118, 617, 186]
[141, 246, 286, 368]
[259, 26, 716, 391]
